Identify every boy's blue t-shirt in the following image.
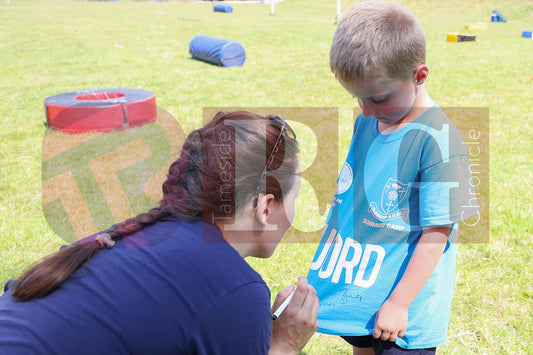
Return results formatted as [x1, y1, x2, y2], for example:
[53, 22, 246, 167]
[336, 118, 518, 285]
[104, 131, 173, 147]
[308, 107, 479, 349]
[0, 219, 272, 354]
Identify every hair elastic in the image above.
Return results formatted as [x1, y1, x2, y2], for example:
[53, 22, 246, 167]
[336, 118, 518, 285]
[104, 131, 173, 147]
[95, 233, 115, 249]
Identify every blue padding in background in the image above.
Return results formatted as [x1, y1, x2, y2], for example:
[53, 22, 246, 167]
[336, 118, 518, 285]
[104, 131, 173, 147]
[189, 35, 246, 67]
[214, 4, 233, 13]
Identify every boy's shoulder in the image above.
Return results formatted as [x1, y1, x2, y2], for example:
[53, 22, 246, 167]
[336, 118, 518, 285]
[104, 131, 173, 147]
[414, 105, 464, 144]
[417, 103, 452, 125]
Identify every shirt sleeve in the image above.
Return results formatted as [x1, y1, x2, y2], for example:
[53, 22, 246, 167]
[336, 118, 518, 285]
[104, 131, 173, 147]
[418, 127, 480, 227]
[186, 281, 272, 355]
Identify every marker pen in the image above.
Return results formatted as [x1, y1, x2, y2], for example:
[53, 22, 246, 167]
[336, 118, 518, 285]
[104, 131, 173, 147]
[272, 289, 296, 320]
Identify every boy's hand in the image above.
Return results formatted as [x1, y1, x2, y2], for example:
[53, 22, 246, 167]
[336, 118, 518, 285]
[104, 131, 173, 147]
[373, 298, 408, 342]
[372, 225, 450, 342]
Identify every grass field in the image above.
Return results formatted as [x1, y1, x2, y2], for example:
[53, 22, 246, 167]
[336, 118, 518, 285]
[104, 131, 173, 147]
[0, 0, 532, 353]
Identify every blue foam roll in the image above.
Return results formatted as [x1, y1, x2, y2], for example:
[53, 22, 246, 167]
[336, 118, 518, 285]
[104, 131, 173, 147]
[522, 31, 533, 38]
[189, 35, 246, 67]
[214, 4, 233, 13]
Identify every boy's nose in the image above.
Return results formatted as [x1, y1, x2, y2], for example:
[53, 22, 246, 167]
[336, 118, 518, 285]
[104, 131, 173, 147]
[359, 100, 377, 118]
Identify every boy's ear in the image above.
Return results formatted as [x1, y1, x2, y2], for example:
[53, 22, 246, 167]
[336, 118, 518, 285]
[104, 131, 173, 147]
[414, 64, 429, 85]
[254, 194, 275, 226]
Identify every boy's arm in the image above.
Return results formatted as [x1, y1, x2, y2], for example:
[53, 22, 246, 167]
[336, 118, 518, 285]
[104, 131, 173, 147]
[373, 225, 451, 342]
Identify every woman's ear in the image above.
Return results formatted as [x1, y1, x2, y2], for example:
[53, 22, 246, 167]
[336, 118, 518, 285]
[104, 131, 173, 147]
[254, 193, 275, 226]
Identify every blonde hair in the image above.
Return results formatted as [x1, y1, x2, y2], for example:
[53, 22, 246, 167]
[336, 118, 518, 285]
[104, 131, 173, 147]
[330, 1, 426, 84]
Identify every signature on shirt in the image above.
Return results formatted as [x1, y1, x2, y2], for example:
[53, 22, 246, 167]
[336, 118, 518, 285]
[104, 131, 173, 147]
[340, 288, 362, 304]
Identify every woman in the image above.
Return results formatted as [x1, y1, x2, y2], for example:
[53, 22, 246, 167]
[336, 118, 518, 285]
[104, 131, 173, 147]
[0, 111, 318, 354]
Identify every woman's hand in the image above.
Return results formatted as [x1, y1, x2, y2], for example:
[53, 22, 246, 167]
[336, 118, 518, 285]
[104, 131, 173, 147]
[269, 276, 319, 355]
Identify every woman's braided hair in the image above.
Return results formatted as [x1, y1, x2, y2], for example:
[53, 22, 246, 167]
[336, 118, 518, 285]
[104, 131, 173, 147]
[10, 111, 299, 301]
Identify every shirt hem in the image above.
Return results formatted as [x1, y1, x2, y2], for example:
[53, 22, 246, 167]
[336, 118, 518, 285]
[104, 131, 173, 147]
[317, 328, 446, 349]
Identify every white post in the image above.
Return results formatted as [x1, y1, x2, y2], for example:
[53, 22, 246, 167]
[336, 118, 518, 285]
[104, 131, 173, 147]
[271, 0, 275, 15]
[337, 0, 341, 16]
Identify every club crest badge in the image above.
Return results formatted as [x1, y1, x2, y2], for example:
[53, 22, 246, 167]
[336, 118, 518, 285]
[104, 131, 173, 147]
[368, 178, 409, 221]
[335, 162, 353, 195]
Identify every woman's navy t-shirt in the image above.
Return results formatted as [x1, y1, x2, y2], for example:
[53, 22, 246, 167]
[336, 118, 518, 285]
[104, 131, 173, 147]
[0, 219, 271, 354]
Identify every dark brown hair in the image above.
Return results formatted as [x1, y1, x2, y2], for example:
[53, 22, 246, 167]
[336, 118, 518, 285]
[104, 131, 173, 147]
[10, 111, 299, 301]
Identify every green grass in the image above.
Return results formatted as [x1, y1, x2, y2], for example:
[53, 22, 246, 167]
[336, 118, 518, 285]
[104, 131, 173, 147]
[0, 0, 532, 353]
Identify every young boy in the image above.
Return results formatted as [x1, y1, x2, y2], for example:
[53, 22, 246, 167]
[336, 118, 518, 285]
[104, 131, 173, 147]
[308, 2, 479, 354]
